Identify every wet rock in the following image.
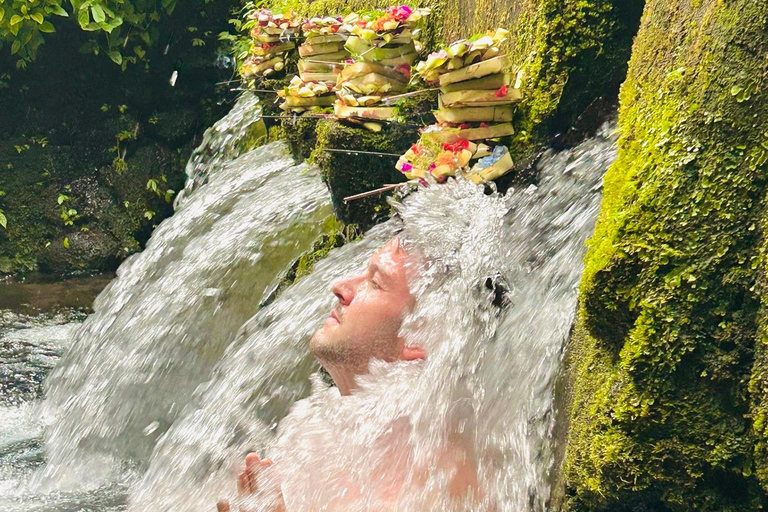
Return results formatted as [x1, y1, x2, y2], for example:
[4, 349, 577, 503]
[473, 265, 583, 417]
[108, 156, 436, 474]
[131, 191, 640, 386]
[39, 229, 121, 274]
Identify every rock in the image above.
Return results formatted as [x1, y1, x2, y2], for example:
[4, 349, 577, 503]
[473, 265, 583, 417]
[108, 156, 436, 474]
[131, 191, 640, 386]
[38, 229, 121, 274]
[561, 1, 768, 510]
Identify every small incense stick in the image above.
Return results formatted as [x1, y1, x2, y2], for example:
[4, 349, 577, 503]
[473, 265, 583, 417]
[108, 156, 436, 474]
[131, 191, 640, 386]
[343, 180, 419, 203]
[303, 59, 350, 66]
[343, 183, 401, 202]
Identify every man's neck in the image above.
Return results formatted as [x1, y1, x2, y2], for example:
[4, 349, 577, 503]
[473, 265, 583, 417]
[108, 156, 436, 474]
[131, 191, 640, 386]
[324, 365, 361, 396]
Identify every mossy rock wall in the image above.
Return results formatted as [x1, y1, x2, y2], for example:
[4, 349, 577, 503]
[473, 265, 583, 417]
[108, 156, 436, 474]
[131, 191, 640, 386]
[562, 1, 768, 510]
[265, 0, 643, 223]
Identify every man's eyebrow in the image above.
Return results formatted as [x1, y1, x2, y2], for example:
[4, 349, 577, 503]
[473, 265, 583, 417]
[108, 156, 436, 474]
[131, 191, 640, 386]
[369, 262, 392, 280]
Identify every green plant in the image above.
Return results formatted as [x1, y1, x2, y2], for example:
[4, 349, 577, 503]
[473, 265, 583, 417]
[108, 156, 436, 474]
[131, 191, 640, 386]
[57, 193, 80, 225]
[146, 176, 175, 203]
[0, 0, 188, 68]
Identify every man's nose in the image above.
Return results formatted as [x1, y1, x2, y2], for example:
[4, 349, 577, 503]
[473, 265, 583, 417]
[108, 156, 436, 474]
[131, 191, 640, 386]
[331, 277, 356, 306]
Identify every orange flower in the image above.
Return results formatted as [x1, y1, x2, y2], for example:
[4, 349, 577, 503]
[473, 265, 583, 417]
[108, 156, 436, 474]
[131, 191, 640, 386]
[435, 151, 457, 167]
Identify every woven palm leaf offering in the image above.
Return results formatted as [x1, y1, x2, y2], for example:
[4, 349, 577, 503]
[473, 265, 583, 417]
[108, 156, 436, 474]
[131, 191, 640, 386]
[333, 6, 431, 130]
[414, 28, 521, 123]
[398, 28, 521, 184]
[240, 8, 301, 79]
[395, 126, 513, 185]
[298, 17, 350, 83]
[279, 17, 351, 113]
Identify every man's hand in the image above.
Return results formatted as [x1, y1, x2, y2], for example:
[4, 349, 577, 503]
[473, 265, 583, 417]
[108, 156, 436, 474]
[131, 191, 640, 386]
[216, 453, 285, 512]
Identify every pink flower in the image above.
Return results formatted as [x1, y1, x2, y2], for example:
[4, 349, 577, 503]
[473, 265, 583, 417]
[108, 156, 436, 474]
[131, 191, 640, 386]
[419, 178, 429, 187]
[345, 59, 354, 63]
[401, 162, 413, 172]
[390, 5, 412, 21]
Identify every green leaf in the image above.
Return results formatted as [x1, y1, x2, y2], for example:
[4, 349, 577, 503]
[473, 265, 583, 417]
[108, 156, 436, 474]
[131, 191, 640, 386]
[11, 40, 21, 55]
[0, 7, 5, 22]
[108, 50, 122, 65]
[9, 22, 20, 36]
[51, 5, 68, 17]
[0, 211, 6, 229]
[78, 7, 89, 28]
[91, 4, 105, 23]
[10, 14, 23, 25]
[133, 46, 146, 58]
[100, 15, 122, 33]
[31, 12, 44, 24]
[39, 21, 55, 33]
[62, 237, 70, 249]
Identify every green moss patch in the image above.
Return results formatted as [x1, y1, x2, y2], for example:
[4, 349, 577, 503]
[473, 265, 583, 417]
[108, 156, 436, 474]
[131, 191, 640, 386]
[562, 1, 768, 510]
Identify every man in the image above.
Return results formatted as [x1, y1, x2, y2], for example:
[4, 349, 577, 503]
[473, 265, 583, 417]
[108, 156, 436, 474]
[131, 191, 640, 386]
[218, 238, 480, 512]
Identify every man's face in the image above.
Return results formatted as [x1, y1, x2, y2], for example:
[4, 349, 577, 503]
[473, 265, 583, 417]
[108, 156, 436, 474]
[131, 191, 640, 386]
[310, 238, 417, 371]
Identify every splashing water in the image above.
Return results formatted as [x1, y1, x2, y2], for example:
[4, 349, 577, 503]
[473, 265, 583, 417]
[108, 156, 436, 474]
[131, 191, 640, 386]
[0, 121, 617, 512]
[175, 92, 265, 207]
[29, 141, 332, 496]
[128, 122, 618, 512]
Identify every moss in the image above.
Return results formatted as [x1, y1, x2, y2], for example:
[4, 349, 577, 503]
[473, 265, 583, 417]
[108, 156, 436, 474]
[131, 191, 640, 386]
[260, 215, 360, 307]
[294, 216, 358, 280]
[311, 119, 413, 228]
[280, 114, 323, 162]
[562, 0, 768, 510]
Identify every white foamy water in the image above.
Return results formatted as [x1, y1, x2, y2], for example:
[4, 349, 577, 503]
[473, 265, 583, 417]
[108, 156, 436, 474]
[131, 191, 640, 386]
[1, 120, 617, 512]
[175, 92, 265, 207]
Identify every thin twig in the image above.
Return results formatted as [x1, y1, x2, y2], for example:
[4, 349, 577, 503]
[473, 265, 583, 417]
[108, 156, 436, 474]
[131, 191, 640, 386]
[324, 148, 401, 157]
[381, 88, 439, 104]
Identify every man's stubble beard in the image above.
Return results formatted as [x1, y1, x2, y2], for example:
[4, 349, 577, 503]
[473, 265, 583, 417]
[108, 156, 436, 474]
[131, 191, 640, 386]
[310, 324, 400, 373]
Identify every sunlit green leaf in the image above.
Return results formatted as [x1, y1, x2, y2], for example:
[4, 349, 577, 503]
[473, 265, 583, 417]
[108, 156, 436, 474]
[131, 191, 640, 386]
[77, 7, 89, 28]
[50, 5, 69, 17]
[0, 211, 6, 229]
[91, 4, 105, 23]
[31, 12, 44, 24]
[39, 21, 55, 33]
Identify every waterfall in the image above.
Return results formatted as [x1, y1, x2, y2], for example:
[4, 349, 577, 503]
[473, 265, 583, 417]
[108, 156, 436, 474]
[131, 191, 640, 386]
[31, 141, 332, 493]
[128, 123, 618, 512]
[0, 118, 617, 512]
[174, 92, 265, 207]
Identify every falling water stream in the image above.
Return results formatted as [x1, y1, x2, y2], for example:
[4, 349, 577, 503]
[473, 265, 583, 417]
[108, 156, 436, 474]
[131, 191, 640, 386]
[0, 112, 617, 511]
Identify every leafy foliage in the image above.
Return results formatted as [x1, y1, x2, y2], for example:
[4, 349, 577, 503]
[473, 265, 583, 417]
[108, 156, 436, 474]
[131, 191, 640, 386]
[0, 0, 183, 67]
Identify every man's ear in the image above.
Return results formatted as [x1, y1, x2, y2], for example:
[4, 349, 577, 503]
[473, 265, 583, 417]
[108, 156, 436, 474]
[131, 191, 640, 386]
[400, 343, 426, 361]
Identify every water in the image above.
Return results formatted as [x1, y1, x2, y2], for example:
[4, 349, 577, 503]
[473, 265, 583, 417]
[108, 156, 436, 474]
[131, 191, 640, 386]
[0, 122, 617, 511]
[7, 140, 332, 504]
[174, 92, 266, 207]
[129, 122, 619, 512]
